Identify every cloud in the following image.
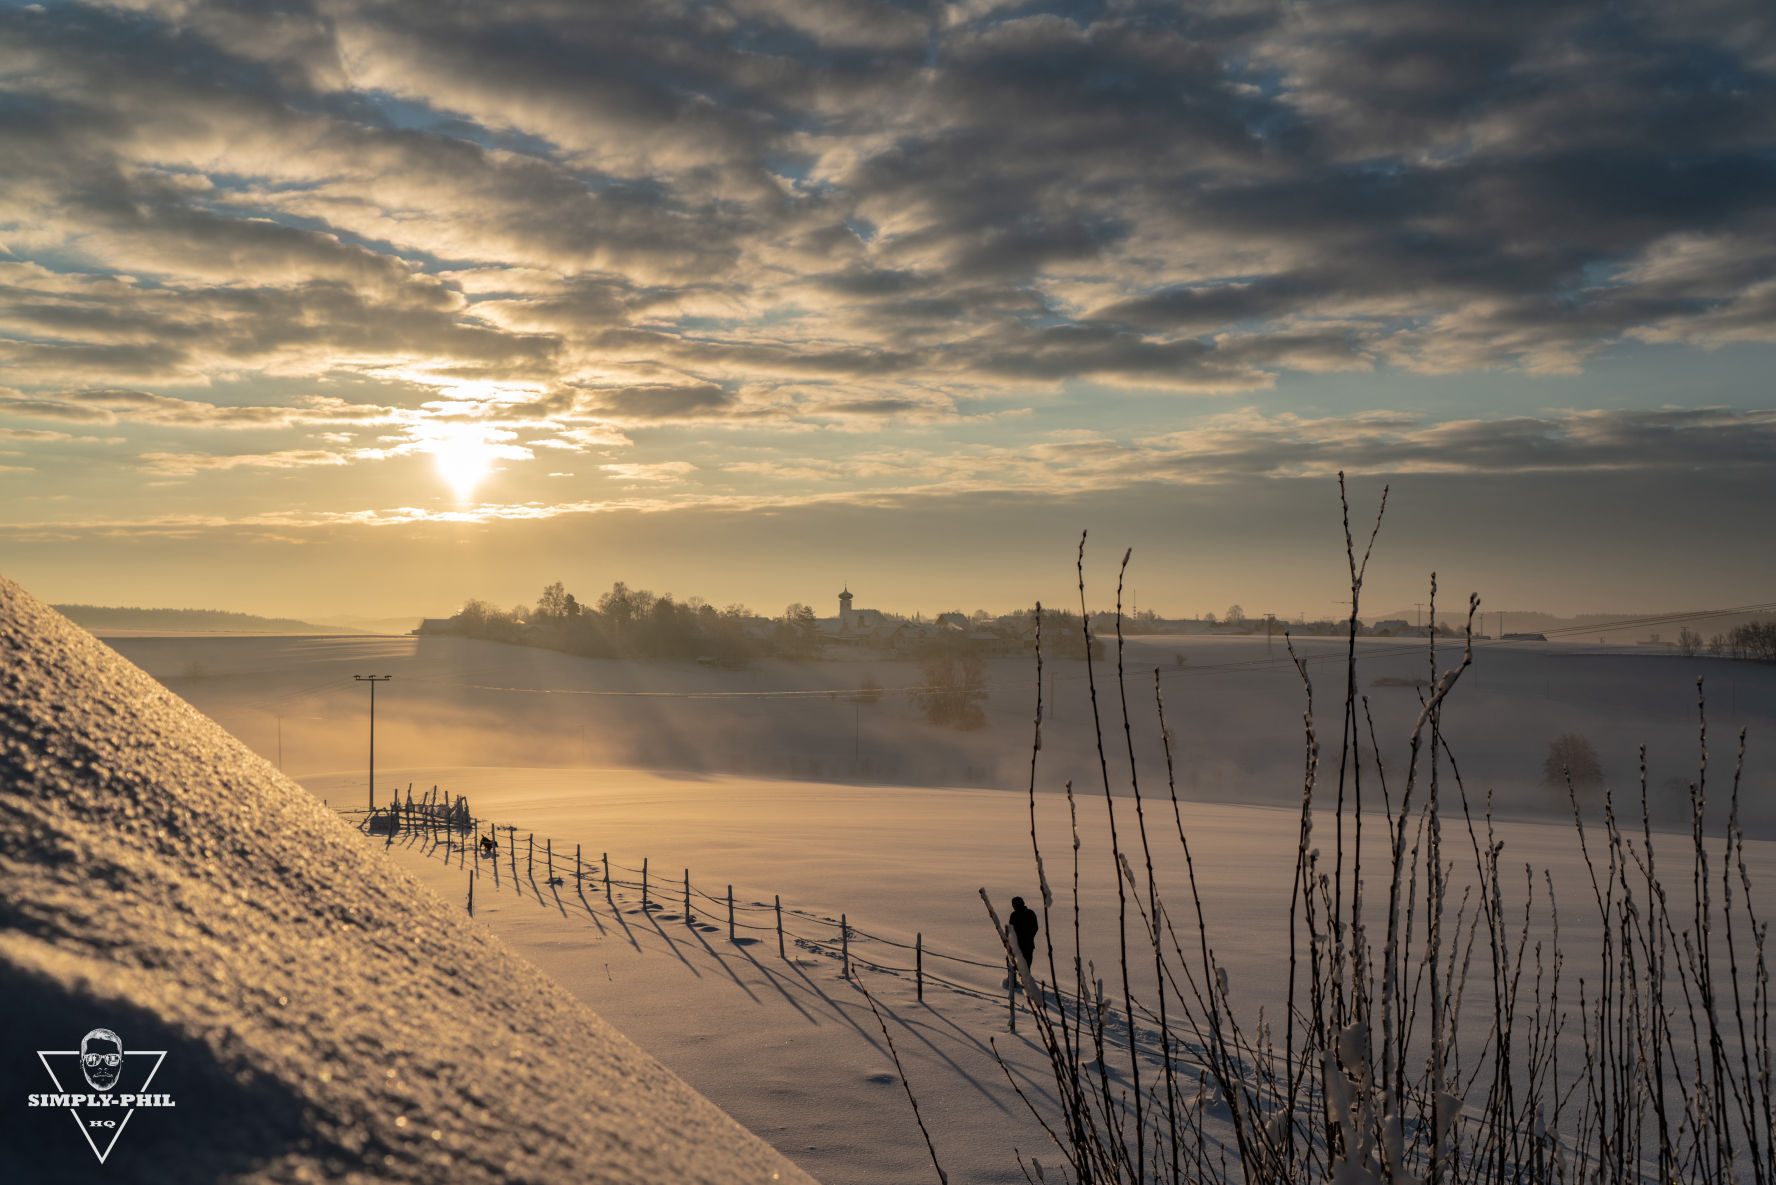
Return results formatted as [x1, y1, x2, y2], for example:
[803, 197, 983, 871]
[0, 0, 1771, 534]
[600, 461, 698, 484]
[0, 0, 1769, 403]
[0, 398, 119, 423]
[139, 448, 352, 476]
[0, 387, 404, 430]
[0, 404, 1745, 528]
[1127, 407, 1776, 481]
[580, 384, 737, 421]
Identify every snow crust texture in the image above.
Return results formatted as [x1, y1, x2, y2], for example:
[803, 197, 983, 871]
[0, 575, 817, 1185]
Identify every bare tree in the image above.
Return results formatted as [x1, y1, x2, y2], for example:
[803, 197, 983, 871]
[1543, 731, 1604, 792]
[914, 650, 987, 729]
[535, 581, 569, 621]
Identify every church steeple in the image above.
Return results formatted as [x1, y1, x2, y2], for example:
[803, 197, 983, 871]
[838, 586, 853, 628]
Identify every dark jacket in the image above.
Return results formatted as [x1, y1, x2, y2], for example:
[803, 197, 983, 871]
[1008, 903, 1039, 957]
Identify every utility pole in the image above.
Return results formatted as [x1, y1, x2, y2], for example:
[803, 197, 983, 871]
[354, 675, 392, 811]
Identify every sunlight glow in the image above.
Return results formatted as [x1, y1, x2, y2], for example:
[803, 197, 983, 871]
[419, 422, 506, 501]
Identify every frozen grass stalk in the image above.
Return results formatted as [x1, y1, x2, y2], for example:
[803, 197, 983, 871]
[962, 475, 1772, 1185]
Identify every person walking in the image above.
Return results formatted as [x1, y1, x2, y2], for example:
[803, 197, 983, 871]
[1008, 896, 1039, 971]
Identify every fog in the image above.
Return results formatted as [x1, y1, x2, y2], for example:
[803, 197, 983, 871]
[102, 630, 1776, 836]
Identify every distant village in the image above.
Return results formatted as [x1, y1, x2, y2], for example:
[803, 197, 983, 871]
[415, 581, 1470, 664]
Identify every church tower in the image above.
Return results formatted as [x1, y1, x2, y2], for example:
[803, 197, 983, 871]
[838, 587, 853, 630]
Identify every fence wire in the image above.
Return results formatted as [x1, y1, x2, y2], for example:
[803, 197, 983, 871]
[349, 801, 1136, 1032]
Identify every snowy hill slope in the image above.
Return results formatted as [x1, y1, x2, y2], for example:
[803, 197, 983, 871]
[0, 575, 816, 1185]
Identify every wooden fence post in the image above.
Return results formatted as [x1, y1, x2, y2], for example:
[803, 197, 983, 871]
[727, 885, 734, 942]
[467, 870, 474, 916]
[546, 838, 552, 879]
[604, 852, 611, 898]
[576, 843, 581, 885]
[776, 896, 784, 958]
[684, 869, 692, 924]
[527, 833, 534, 878]
[917, 933, 923, 1002]
[841, 913, 849, 979]
[642, 857, 648, 907]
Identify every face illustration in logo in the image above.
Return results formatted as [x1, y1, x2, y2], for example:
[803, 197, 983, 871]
[80, 1028, 124, 1092]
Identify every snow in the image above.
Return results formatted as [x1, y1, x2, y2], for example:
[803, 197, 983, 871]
[0, 576, 816, 1185]
[311, 762, 1776, 1183]
[15, 610, 1774, 1181]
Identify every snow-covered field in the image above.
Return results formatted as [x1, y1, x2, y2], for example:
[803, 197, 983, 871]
[297, 758, 1776, 1184]
[106, 630, 1776, 1181]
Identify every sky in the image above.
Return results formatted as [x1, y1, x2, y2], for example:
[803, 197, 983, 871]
[1, 0, 1773, 622]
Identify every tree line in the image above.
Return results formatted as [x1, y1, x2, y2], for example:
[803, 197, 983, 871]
[1676, 619, 1776, 660]
[445, 581, 816, 664]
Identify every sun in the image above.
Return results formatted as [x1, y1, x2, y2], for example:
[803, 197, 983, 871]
[421, 422, 504, 501]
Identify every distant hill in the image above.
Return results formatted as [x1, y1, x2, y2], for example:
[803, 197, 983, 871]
[52, 603, 361, 634]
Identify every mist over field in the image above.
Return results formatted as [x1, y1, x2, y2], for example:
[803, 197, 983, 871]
[112, 629, 1776, 835]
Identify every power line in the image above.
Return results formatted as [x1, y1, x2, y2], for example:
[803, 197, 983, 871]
[425, 680, 918, 700]
[242, 674, 353, 710]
